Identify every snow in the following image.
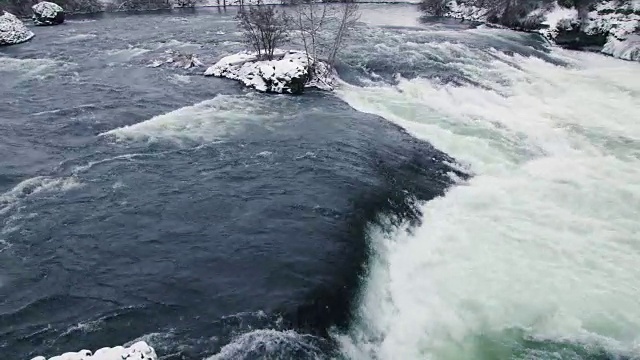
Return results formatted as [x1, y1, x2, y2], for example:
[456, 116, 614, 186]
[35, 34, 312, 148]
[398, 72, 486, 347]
[447, 0, 639, 61]
[204, 50, 333, 94]
[30, 341, 157, 360]
[539, 4, 578, 38]
[32, 2, 65, 25]
[444, 0, 489, 22]
[603, 34, 640, 61]
[199, 0, 418, 5]
[0, 11, 35, 46]
[584, 1, 640, 39]
[33, 2, 64, 19]
[538, 0, 639, 60]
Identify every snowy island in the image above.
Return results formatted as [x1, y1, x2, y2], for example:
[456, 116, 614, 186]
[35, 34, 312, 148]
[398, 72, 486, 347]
[204, 50, 334, 94]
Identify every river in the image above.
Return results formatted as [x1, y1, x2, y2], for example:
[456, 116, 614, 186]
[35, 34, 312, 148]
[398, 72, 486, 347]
[1, 5, 639, 360]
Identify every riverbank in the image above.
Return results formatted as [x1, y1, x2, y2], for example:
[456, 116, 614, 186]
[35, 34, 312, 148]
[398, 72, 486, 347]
[442, 0, 639, 61]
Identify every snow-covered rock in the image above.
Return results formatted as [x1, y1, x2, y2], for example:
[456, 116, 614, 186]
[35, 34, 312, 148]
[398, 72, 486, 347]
[30, 341, 157, 360]
[603, 33, 640, 60]
[541, 0, 639, 60]
[0, 11, 35, 46]
[444, 0, 489, 22]
[204, 50, 333, 94]
[32, 1, 65, 26]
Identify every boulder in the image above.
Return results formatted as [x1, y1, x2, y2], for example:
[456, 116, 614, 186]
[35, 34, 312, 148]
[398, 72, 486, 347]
[204, 50, 333, 95]
[0, 11, 35, 46]
[553, 18, 608, 50]
[602, 34, 640, 61]
[32, 2, 65, 26]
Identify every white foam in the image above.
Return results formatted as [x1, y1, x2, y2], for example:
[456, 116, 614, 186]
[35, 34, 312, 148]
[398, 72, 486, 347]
[105, 47, 150, 62]
[31, 341, 156, 360]
[61, 34, 98, 43]
[100, 95, 273, 143]
[0, 57, 60, 76]
[0, 176, 82, 216]
[336, 43, 640, 359]
[205, 329, 322, 360]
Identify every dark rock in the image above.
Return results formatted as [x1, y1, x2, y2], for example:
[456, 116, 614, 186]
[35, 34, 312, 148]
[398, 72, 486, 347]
[554, 19, 608, 50]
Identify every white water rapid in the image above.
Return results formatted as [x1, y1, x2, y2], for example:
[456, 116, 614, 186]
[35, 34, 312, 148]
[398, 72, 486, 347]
[336, 27, 640, 360]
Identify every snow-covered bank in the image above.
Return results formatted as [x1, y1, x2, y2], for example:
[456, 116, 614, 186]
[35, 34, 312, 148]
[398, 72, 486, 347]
[199, 0, 420, 6]
[443, 0, 639, 61]
[30, 341, 157, 360]
[0, 11, 35, 46]
[204, 50, 333, 94]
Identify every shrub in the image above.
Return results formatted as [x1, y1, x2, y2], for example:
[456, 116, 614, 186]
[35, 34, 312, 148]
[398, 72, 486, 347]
[236, 4, 291, 60]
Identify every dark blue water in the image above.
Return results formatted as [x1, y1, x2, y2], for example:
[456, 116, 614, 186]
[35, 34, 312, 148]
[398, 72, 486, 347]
[0, 7, 467, 359]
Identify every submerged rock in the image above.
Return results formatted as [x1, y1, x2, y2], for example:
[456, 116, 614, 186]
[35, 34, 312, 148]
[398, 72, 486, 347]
[32, 1, 65, 26]
[0, 11, 35, 46]
[30, 341, 157, 360]
[150, 49, 204, 69]
[204, 50, 333, 95]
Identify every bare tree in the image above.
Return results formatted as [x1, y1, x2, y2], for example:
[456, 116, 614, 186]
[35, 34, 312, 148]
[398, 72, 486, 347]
[295, 0, 330, 67]
[236, 3, 291, 60]
[174, 0, 198, 7]
[294, 1, 359, 69]
[326, 1, 359, 67]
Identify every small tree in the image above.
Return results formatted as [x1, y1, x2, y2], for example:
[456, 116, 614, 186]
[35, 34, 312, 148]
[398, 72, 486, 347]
[295, 0, 330, 67]
[294, 1, 360, 70]
[236, 3, 291, 60]
[326, 1, 359, 67]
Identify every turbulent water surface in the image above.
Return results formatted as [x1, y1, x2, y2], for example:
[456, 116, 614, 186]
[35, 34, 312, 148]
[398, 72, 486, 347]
[1, 5, 639, 360]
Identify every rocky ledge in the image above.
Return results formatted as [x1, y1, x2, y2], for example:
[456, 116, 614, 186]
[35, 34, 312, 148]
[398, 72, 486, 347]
[30, 341, 157, 360]
[32, 1, 65, 26]
[204, 50, 334, 95]
[0, 11, 35, 46]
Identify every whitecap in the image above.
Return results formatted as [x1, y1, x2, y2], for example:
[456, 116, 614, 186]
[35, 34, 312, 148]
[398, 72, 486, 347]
[100, 95, 275, 143]
[0, 176, 83, 216]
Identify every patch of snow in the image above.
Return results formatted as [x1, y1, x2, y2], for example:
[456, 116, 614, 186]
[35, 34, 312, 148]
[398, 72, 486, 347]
[584, 1, 640, 39]
[0, 11, 35, 46]
[32, 2, 65, 25]
[539, 4, 578, 38]
[30, 341, 157, 360]
[204, 50, 333, 94]
[538, 1, 639, 61]
[199, 0, 419, 5]
[444, 0, 489, 22]
[603, 34, 640, 60]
